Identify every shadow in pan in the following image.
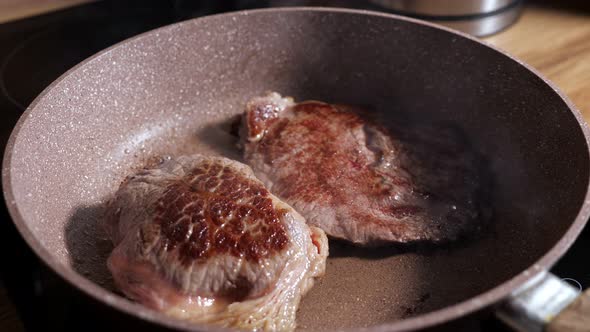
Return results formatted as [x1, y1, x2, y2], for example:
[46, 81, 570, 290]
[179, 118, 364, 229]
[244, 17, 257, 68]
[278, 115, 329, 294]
[327, 226, 494, 260]
[194, 115, 244, 162]
[64, 201, 118, 293]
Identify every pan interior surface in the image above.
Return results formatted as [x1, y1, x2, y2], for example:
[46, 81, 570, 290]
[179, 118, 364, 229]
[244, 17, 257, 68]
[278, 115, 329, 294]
[4, 9, 589, 331]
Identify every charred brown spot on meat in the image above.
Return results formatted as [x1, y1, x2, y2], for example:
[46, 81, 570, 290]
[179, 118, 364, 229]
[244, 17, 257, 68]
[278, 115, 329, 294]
[153, 163, 289, 265]
[246, 102, 281, 141]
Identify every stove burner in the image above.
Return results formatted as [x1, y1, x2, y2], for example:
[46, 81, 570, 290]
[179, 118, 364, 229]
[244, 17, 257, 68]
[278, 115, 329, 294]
[0, 29, 48, 111]
[0, 18, 170, 111]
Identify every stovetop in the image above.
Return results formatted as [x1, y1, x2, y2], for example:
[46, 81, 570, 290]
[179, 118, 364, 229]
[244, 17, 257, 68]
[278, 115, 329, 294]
[0, 1, 588, 331]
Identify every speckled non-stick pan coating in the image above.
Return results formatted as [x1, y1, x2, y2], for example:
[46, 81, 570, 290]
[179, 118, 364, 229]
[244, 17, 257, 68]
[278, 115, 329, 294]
[3, 7, 590, 332]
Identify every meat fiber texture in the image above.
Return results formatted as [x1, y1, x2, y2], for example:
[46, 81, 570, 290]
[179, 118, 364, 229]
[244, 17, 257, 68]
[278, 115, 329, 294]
[104, 155, 328, 331]
[242, 92, 488, 246]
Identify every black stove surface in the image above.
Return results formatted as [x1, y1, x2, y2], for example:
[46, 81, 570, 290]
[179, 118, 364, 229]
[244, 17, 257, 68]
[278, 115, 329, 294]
[0, 1, 588, 331]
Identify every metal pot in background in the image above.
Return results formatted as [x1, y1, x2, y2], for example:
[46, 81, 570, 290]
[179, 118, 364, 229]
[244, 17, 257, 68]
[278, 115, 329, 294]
[369, 0, 523, 36]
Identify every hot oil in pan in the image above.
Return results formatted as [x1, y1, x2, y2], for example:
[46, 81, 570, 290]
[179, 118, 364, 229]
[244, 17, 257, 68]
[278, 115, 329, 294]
[69, 106, 541, 331]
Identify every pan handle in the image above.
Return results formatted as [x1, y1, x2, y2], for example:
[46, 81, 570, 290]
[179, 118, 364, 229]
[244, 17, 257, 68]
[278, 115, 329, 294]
[496, 271, 590, 332]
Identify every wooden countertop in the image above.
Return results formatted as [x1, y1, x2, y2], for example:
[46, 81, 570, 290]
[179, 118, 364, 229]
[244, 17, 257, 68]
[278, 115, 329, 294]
[0, 0, 93, 24]
[485, 3, 590, 121]
[1, 3, 590, 331]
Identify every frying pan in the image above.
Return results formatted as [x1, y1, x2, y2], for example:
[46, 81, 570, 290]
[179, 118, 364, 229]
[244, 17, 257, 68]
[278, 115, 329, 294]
[3, 7, 590, 332]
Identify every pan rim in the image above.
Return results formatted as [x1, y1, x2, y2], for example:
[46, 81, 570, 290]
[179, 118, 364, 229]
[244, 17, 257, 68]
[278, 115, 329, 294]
[3, 6, 590, 332]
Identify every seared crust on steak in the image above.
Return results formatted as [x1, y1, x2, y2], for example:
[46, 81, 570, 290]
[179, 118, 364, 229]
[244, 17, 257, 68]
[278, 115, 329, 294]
[104, 155, 328, 331]
[242, 92, 487, 245]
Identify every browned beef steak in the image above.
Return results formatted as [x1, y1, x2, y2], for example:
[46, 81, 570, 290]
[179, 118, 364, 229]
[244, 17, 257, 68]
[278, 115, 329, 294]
[104, 155, 328, 331]
[241, 93, 487, 245]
